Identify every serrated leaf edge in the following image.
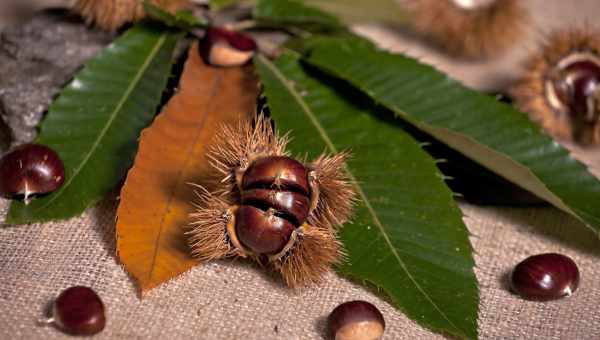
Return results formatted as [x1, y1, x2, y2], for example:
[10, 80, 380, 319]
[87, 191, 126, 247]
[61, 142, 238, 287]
[304, 41, 600, 235]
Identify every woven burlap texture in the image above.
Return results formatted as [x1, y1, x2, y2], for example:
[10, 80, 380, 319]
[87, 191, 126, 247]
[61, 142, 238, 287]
[2, 0, 600, 339]
[1, 196, 600, 339]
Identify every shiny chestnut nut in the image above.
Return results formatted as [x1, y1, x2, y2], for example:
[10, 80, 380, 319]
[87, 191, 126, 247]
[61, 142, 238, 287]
[50, 286, 106, 335]
[548, 57, 600, 124]
[242, 156, 310, 194]
[241, 189, 310, 226]
[200, 27, 257, 67]
[235, 205, 295, 255]
[0, 143, 65, 204]
[510, 253, 580, 301]
[328, 300, 385, 340]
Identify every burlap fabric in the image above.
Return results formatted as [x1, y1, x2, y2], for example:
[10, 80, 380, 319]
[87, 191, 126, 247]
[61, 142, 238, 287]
[2, 1, 600, 339]
[2, 193, 600, 340]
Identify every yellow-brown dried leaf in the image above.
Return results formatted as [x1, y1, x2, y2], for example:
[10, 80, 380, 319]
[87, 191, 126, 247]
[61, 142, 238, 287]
[116, 44, 259, 293]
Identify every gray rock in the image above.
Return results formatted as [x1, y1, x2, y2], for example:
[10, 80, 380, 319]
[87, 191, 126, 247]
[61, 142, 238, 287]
[0, 10, 113, 151]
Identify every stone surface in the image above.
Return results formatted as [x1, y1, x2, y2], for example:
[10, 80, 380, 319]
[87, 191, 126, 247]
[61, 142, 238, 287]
[0, 10, 113, 149]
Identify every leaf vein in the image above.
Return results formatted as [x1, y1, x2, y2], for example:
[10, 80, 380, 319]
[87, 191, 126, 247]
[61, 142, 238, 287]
[30, 32, 169, 214]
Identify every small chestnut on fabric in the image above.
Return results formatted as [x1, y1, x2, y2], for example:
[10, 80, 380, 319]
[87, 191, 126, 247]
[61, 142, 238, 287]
[510, 253, 580, 301]
[328, 300, 385, 340]
[52, 286, 106, 335]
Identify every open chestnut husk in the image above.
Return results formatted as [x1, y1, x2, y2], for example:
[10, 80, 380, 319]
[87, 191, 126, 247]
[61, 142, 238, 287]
[199, 27, 257, 67]
[328, 300, 385, 340]
[512, 30, 600, 145]
[0, 143, 65, 204]
[187, 114, 355, 287]
[49, 286, 106, 335]
[510, 253, 580, 301]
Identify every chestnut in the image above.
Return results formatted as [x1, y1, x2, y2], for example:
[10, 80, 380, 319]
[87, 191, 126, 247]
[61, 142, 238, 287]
[548, 57, 600, 126]
[512, 31, 600, 145]
[235, 205, 295, 255]
[242, 156, 310, 195]
[328, 300, 385, 340]
[0, 143, 65, 204]
[510, 253, 580, 301]
[200, 27, 257, 67]
[50, 286, 106, 335]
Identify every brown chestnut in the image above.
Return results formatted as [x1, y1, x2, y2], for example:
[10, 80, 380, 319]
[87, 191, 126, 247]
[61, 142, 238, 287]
[510, 253, 580, 301]
[200, 27, 257, 67]
[548, 57, 600, 124]
[328, 300, 385, 340]
[0, 143, 65, 204]
[233, 156, 313, 256]
[241, 189, 310, 226]
[242, 156, 309, 195]
[235, 205, 295, 255]
[51, 286, 106, 335]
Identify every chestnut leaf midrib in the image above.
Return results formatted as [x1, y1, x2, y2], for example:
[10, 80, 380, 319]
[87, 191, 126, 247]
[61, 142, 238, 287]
[26, 31, 170, 215]
[146, 67, 222, 283]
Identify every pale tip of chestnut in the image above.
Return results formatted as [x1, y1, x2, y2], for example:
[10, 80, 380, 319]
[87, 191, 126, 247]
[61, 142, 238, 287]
[200, 27, 257, 67]
[510, 253, 580, 301]
[328, 300, 385, 340]
[451, 0, 496, 10]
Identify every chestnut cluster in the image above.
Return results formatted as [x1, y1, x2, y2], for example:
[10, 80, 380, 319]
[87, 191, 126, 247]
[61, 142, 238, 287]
[187, 113, 355, 287]
[40, 286, 106, 336]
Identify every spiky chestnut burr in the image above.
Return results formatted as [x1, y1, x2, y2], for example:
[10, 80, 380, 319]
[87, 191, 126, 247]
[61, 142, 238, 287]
[73, 0, 190, 31]
[0, 144, 65, 204]
[512, 30, 600, 145]
[200, 27, 257, 67]
[187, 114, 355, 287]
[510, 253, 580, 301]
[405, 0, 526, 59]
